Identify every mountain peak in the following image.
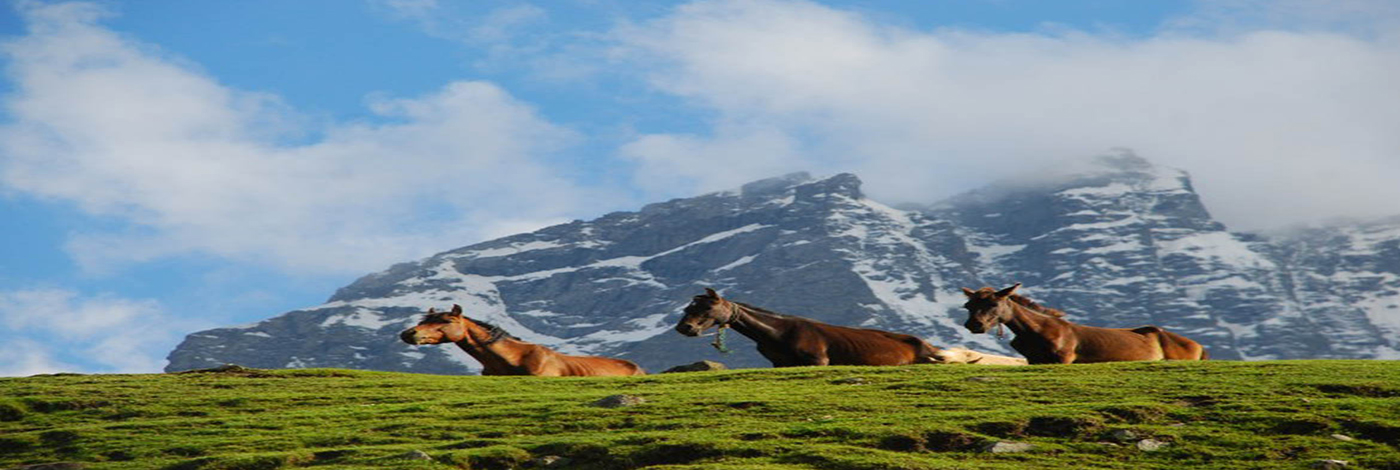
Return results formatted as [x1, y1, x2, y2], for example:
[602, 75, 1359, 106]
[1092, 147, 1154, 173]
[796, 173, 864, 200]
[1048, 148, 1189, 190]
[740, 171, 813, 195]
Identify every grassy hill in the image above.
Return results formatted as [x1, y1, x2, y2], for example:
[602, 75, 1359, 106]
[2, 361, 1399, 469]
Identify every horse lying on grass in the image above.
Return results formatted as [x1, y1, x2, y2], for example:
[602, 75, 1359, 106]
[400, 304, 645, 376]
[961, 283, 1208, 364]
[931, 348, 1028, 365]
[675, 288, 942, 367]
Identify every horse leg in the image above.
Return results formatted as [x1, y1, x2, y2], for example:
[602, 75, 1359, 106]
[1057, 339, 1078, 364]
[790, 348, 829, 366]
[1057, 351, 1077, 364]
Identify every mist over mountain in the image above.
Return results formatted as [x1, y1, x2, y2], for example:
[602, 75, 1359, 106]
[167, 153, 1400, 373]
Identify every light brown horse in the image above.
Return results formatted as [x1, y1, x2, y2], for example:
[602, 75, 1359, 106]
[961, 283, 1208, 364]
[931, 348, 1028, 365]
[399, 304, 645, 376]
[674, 288, 942, 367]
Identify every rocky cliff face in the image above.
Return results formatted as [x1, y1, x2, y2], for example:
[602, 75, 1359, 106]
[166, 154, 1400, 373]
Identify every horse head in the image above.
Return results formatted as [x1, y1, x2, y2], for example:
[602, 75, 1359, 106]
[675, 287, 738, 337]
[931, 347, 983, 364]
[960, 283, 1020, 334]
[400, 304, 471, 345]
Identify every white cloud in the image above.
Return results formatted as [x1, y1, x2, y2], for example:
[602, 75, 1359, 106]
[611, 0, 1400, 230]
[0, 2, 610, 274]
[0, 339, 79, 377]
[619, 125, 805, 197]
[0, 288, 192, 375]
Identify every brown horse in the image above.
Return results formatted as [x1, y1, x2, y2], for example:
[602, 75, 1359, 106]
[674, 288, 942, 367]
[399, 304, 645, 376]
[960, 283, 1208, 364]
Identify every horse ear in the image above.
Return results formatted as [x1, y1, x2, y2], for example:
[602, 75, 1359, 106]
[961, 287, 976, 297]
[451, 304, 463, 315]
[995, 283, 1021, 298]
[427, 307, 436, 314]
[704, 287, 721, 299]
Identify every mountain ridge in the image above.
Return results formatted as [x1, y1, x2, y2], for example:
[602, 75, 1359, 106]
[166, 154, 1400, 373]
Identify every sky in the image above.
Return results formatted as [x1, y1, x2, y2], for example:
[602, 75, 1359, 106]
[1, 0, 1397, 376]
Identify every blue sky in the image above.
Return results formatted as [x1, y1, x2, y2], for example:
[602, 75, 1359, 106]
[2, 0, 1397, 375]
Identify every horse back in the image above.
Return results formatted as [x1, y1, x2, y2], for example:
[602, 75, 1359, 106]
[562, 354, 647, 376]
[1125, 326, 1206, 361]
[1154, 328, 1208, 361]
[820, 324, 934, 366]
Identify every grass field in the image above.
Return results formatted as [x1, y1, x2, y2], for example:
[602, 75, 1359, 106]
[2, 361, 1399, 469]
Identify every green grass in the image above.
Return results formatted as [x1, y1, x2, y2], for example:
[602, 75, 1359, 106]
[2, 361, 1399, 469]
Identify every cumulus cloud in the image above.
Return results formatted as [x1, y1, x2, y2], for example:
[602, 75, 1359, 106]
[0, 2, 610, 274]
[0, 288, 193, 375]
[611, 0, 1400, 230]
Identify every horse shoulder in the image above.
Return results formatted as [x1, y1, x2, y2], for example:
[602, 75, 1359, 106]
[1010, 333, 1068, 364]
[521, 345, 571, 375]
[787, 323, 832, 353]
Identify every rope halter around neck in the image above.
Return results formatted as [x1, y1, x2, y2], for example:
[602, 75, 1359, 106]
[710, 301, 741, 354]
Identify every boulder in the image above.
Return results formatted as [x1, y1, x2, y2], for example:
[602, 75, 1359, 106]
[1136, 439, 1167, 452]
[391, 450, 433, 461]
[592, 395, 646, 408]
[661, 361, 727, 373]
[1109, 429, 1140, 442]
[981, 441, 1034, 453]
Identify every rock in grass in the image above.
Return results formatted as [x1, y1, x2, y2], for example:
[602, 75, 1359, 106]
[532, 455, 572, 468]
[1136, 439, 1167, 452]
[1331, 434, 1355, 442]
[982, 441, 1034, 453]
[1109, 429, 1140, 442]
[831, 377, 867, 385]
[662, 361, 727, 373]
[1311, 460, 1349, 469]
[392, 450, 433, 461]
[593, 395, 645, 408]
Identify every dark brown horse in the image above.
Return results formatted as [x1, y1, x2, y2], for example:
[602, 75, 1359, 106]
[674, 288, 942, 367]
[960, 284, 1208, 364]
[400, 305, 645, 376]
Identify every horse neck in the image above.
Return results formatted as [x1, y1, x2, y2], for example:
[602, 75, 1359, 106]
[453, 323, 530, 372]
[999, 301, 1057, 337]
[726, 303, 789, 345]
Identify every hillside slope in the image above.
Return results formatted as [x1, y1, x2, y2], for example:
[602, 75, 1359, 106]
[4, 361, 1400, 469]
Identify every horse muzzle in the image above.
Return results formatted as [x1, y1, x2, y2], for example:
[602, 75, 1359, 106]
[675, 323, 702, 337]
[399, 329, 421, 345]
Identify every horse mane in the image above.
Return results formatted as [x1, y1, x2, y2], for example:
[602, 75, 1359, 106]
[1007, 294, 1067, 318]
[467, 317, 520, 341]
[731, 301, 799, 319]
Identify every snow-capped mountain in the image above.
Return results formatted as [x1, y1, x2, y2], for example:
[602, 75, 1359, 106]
[166, 153, 1400, 373]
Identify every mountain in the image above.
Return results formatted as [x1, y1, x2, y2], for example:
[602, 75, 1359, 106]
[166, 153, 1400, 373]
[928, 152, 1398, 360]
